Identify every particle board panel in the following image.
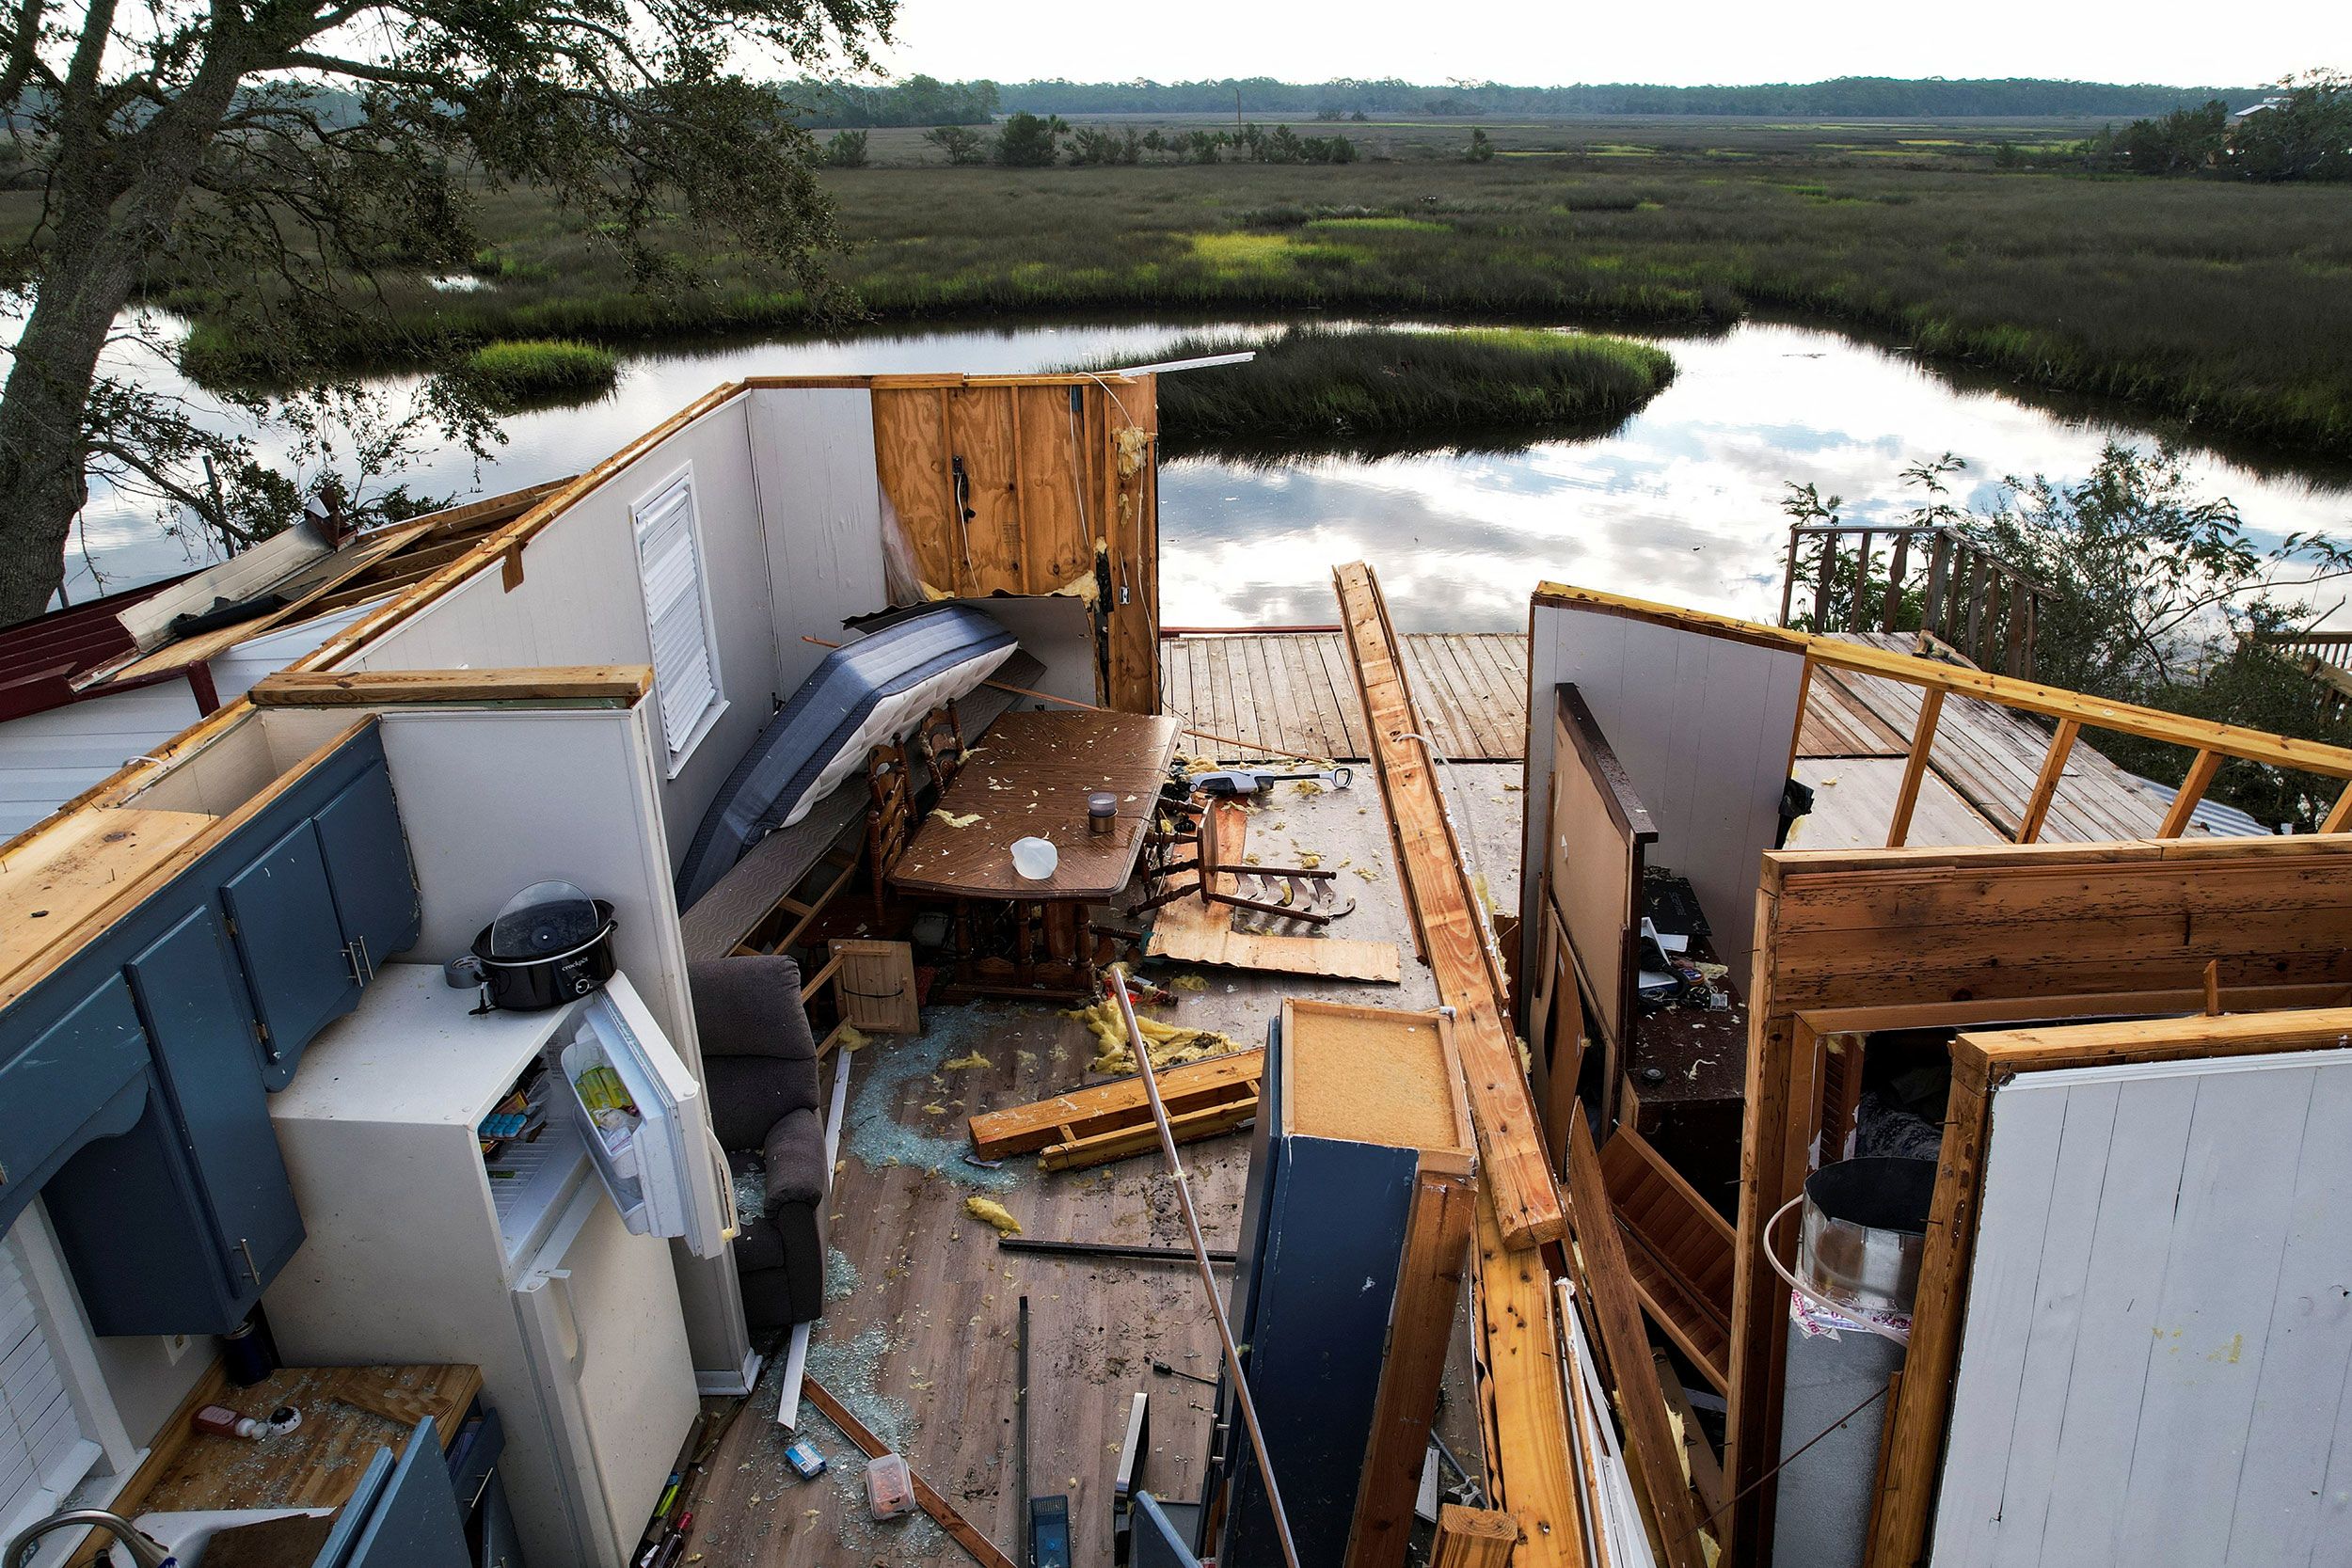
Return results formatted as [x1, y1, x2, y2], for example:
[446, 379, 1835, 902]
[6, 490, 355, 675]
[1547, 691, 1652, 1086]
[1929, 1050, 2352, 1567]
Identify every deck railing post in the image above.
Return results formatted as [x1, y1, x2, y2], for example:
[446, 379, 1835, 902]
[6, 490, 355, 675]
[1814, 532, 1837, 633]
[1850, 530, 1874, 633]
[1779, 526, 1802, 628]
[1964, 552, 1989, 667]
[1923, 532, 1952, 642]
[1884, 533, 1912, 633]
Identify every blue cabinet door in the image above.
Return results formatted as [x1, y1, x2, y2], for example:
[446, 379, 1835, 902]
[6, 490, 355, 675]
[329, 1418, 470, 1568]
[223, 818, 361, 1088]
[0, 977, 149, 1235]
[314, 760, 421, 974]
[126, 905, 305, 1292]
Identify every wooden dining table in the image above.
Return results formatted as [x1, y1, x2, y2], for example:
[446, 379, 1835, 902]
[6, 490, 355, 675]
[889, 709, 1182, 996]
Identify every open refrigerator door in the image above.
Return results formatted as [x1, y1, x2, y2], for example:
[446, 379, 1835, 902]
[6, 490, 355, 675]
[553, 973, 737, 1259]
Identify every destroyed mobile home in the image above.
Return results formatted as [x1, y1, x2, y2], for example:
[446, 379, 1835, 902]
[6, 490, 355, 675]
[0, 369, 2347, 1568]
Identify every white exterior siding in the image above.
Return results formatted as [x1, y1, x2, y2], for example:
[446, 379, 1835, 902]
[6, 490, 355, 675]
[0, 679, 200, 837]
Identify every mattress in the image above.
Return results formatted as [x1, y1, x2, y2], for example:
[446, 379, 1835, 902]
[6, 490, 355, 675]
[675, 606, 1017, 908]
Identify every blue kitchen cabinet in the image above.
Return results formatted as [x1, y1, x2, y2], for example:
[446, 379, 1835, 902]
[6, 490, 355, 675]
[0, 978, 151, 1237]
[24, 722, 420, 1329]
[313, 760, 422, 978]
[315, 1418, 470, 1568]
[224, 818, 365, 1088]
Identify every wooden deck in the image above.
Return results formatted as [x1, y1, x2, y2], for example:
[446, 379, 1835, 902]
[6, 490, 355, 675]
[1163, 629, 2182, 847]
[1160, 632, 1528, 763]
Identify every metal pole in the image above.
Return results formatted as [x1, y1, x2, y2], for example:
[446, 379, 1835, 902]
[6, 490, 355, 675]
[1016, 1295, 1030, 1568]
[1109, 978, 1303, 1568]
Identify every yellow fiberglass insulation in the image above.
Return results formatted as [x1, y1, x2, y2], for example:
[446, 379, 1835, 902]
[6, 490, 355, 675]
[964, 1196, 1022, 1234]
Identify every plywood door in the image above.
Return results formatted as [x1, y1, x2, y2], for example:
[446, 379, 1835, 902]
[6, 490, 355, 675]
[1931, 1044, 2352, 1567]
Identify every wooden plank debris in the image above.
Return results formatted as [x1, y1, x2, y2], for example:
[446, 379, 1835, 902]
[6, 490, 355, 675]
[967, 1049, 1264, 1168]
[248, 665, 652, 706]
[802, 1377, 1018, 1568]
[1142, 802, 1403, 983]
[1433, 1504, 1520, 1568]
[1601, 1128, 1735, 1393]
[1334, 561, 1565, 1249]
[1562, 1116, 1713, 1568]
[1470, 1191, 1588, 1568]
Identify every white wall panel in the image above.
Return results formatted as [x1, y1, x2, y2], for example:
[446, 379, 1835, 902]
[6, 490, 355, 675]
[1518, 604, 1805, 990]
[0, 681, 202, 836]
[1932, 1049, 2352, 1567]
[748, 387, 888, 698]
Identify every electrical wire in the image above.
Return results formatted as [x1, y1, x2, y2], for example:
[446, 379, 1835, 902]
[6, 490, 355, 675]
[1109, 977, 1303, 1568]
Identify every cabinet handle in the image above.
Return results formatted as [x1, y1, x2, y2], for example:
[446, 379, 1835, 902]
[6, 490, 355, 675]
[469, 1464, 499, 1513]
[237, 1237, 261, 1284]
[342, 942, 363, 987]
[358, 936, 373, 982]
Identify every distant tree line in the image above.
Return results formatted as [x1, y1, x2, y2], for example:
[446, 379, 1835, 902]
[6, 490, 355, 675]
[2010, 71, 2350, 182]
[913, 114, 1357, 168]
[964, 74, 2265, 119]
[789, 73, 1000, 126]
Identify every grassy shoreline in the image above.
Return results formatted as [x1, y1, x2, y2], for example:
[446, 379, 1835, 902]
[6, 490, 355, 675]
[1128, 326, 1675, 455]
[119, 115, 2352, 458]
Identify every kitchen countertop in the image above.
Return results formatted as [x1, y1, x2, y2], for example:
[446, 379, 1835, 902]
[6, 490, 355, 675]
[69, 1361, 480, 1563]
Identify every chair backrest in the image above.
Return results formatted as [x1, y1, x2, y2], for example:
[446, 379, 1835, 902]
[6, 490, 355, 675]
[912, 703, 965, 791]
[867, 742, 914, 879]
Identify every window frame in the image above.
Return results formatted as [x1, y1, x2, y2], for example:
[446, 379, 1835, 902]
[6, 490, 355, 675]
[2, 1206, 139, 1562]
[630, 461, 728, 778]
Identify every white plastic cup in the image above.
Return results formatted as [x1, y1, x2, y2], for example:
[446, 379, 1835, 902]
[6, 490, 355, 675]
[1010, 836, 1058, 879]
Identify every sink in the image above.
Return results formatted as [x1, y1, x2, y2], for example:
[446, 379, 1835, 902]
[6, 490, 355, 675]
[126, 1510, 334, 1566]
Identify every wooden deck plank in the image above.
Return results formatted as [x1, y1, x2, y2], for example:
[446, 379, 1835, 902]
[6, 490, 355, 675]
[1311, 633, 1373, 758]
[1158, 633, 1531, 764]
[1422, 636, 1502, 760]
[1448, 634, 1522, 759]
[1461, 634, 1532, 757]
[1284, 632, 1350, 762]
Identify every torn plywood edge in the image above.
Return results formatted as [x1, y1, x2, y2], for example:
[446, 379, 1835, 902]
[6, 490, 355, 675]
[1335, 561, 1564, 1250]
[1142, 801, 1402, 982]
[1600, 1127, 1735, 1394]
[1470, 1190, 1588, 1568]
[966, 1048, 1263, 1170]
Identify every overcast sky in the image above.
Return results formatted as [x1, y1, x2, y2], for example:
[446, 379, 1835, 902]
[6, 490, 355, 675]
[871, 1, 2329, 88]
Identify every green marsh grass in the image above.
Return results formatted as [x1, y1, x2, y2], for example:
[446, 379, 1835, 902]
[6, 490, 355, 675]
[69, 114, 2352, 457]
[1120, 325, 1675, 455]
[460, 340, 620, 405]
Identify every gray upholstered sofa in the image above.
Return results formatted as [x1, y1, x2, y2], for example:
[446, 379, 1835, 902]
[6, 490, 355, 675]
[686, 956, 829, 1330]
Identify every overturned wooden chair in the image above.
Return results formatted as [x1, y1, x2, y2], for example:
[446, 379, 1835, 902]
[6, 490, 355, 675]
[865, 741, 914, 924]
[911, 702, 967, 793]
[1134, 790, 1354, 927]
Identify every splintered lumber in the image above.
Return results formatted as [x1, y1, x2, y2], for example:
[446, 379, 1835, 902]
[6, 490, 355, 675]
[1433, 1504, 1520, 1568]
[1334, 561, 1565, 1248]
[1563, 1116, 1712, 1568]
[802, 1377, 1017, 1568]
[1144, 803, 1403, 982]
[967, 1049, 1263, 1166]
[1470, 1189, 1587, 1566]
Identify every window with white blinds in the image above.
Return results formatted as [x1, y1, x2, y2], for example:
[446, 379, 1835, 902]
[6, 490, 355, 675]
[0, 1231, 100, 1544]
[633, 468, 722, 765]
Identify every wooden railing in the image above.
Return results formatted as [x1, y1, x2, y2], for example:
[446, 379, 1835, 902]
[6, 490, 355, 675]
[2255, 630, 2352, 721]
[1803, 636, 2352, 843]
[1778, 524, 2051, 678]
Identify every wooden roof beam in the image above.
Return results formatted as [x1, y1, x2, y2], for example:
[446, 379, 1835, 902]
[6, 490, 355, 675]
[248, 666, 653, 708]
[1333, 560, 1565, 1249]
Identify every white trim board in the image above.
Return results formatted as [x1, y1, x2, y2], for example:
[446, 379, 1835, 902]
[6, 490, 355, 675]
[1931, 1045, 2352, 1566]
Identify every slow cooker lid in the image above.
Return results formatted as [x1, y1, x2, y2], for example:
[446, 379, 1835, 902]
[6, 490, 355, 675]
[487, 880, 603, 960]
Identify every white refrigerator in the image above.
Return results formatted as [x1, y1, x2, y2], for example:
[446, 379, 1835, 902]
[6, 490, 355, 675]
[264, 965, 737, 1568]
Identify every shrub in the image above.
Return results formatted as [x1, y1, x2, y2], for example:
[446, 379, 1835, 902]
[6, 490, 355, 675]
[922, 125, 989, 166]
[461, 339, 619, 404]
[1068, 126, 1144, 166]
[994, 111, 1067, 167]
[823, 130, 868, 168]
[1466, 128, 1496, 162]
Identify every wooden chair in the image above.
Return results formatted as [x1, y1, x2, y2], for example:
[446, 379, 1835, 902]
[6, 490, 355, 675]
[1135, 792, 1353, 927]
[912, 702, 967, 792]
[865, 742, 914, 923]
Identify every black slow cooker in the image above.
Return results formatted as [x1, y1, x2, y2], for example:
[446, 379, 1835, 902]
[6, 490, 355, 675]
[458, 880, 618, 1011]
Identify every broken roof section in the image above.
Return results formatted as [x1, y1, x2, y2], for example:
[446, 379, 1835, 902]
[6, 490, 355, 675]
[71, 478, 570, 700]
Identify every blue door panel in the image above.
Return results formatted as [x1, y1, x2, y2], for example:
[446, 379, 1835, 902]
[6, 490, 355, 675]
[223, 818, 359, 1087]
[127, 905, 305, 1285]
[342, 1418, 470, 1568]
[314, 760, 421, 971]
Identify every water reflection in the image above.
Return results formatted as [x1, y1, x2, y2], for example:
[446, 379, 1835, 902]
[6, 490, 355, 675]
[50, 317, 2352, 635]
